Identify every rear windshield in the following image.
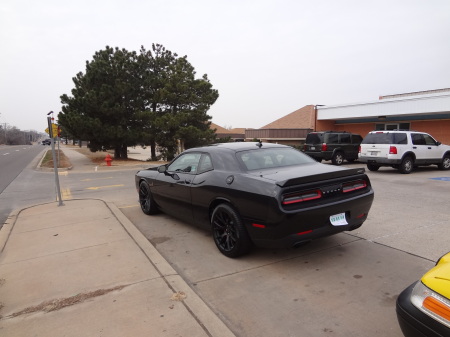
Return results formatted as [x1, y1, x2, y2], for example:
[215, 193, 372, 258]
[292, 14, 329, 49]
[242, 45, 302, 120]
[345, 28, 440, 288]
[238, 148, 315, 171]
[362, 133, 407, 145]
[305, 133, 323, 144]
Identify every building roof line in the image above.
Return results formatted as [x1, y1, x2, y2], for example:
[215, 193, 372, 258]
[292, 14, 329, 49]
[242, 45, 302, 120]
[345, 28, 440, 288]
[320, 93, 450, 110]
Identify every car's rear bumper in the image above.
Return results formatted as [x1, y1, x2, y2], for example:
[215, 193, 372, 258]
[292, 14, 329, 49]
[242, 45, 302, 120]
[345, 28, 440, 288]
[359, 156, 402, 165]
[246, 189, 374, 249]
[304, 151, 333, 161]
[396, 282, 450, 337]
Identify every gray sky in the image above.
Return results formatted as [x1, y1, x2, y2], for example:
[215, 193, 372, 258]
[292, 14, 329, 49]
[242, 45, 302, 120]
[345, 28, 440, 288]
[1, 0, 449, 133]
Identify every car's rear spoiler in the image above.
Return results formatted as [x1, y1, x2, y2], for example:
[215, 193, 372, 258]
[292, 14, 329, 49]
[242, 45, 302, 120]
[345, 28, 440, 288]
[276, 168, 366, 187]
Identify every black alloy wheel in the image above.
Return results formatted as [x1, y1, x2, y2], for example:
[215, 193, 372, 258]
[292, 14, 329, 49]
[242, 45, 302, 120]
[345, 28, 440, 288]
[139, 181, 159, 215]
[211, 204, 252, 258]
[332, 152, 344, 165]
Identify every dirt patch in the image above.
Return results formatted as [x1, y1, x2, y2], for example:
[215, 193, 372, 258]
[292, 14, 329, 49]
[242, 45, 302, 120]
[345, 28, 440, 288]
[170, 291, 187, 302]
[7, 285, 127, 319]
[40, 150, 72, 169]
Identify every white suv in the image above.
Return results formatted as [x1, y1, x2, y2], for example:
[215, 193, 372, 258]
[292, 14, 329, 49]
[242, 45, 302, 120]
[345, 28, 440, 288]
[359, 130, 450, 174]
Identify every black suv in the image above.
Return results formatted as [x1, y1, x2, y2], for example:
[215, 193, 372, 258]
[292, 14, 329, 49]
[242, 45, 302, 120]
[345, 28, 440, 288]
[304, 131, 363, 165]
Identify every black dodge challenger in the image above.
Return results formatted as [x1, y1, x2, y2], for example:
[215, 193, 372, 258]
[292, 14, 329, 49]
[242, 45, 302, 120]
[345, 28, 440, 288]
[135, 142, 374, 257]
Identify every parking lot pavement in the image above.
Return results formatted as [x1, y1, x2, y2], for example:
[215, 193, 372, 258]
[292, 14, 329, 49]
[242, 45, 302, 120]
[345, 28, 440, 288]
[123, 161, 450, 337]
[343, 162, 450, 262]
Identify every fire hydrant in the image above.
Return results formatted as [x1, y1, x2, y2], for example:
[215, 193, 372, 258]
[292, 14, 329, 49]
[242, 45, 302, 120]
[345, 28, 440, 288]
[105, 153, 112, 166]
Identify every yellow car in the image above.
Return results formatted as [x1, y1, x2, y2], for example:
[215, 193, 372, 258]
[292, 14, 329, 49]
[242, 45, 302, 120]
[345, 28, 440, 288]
[396, 252, 450, 337]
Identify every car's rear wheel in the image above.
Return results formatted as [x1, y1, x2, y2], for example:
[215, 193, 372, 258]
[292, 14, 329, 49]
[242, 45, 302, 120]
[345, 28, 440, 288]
[438, 154, 450, 170]
[399, 156, 414, 174]
[331, 152, 344, 165]
[367, 164, 380, 171]
[211, 204, 252, 258]
[139, 181, 159, 215]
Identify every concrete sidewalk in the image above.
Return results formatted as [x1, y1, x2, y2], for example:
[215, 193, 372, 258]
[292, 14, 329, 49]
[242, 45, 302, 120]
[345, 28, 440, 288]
[0, 199, 235, 337]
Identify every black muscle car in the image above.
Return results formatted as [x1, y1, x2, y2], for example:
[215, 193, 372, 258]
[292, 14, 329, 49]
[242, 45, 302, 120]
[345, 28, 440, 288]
[135, 142, 374, 257]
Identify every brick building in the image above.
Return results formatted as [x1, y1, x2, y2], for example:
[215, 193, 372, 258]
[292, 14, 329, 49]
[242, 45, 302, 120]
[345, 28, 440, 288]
[211, 88, 450, 146]
[316, 88, 450, 145]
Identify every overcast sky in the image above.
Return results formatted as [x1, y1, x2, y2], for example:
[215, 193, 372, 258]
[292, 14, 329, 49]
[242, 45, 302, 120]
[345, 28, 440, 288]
[1, 0, 449, 133]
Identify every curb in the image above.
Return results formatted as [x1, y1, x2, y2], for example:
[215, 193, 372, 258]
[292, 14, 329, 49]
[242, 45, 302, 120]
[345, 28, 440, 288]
[106, 201, 236, 337]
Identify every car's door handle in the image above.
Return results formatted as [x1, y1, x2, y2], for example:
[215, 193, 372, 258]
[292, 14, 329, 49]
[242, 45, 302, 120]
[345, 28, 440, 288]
[428, 147, 432, 149]
[413, 146, 417, 149]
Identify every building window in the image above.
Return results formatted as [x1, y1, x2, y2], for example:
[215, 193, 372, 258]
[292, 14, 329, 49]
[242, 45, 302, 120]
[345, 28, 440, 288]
[375, 123, 410, 131]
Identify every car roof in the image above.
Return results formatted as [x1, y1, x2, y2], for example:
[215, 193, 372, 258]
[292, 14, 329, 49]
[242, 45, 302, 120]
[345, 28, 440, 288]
[184, 142, 290, 153]
[368, 130, 425, 133]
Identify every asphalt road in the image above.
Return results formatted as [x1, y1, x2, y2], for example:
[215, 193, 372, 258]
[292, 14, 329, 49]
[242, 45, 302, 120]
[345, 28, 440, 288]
[0, 144, 52, 227]
[0, 145, 46, 193]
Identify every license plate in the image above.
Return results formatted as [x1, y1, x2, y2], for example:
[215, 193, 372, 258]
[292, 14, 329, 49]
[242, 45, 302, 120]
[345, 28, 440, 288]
[330, 213, 348, 226]
[310, 146, 315, 150]
[370, 151, 377, 156]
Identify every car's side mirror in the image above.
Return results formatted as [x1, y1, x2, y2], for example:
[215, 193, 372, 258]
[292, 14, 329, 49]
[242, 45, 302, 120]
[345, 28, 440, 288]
[437, 141, 442, 146]
[157, 165, 180, 180]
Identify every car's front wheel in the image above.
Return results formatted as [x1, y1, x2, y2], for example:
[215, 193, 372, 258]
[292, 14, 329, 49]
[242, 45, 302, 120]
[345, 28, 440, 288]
[139, 181, 159, 215]
[438, 154, 450, 170]
[399, 156, 414, 174]
[211, 204, 252, 258]
[331, 152, 344, 165]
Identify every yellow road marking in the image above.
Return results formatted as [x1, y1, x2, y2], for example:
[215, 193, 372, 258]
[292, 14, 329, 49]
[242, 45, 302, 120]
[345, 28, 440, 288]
[58, 171, 68, 176]
[61, 187, 72, 200]
[118, 204, 139, 209]
[81, 177, 113, 182]
[86, 184, 124, 190]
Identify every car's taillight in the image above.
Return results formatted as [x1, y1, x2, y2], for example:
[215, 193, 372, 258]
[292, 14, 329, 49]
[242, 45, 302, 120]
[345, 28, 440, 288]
[389, 146, 397, 154]
[342, 180, 367, 193]
[358, 145, 361, 153]
[321, 143, 327, 151]
[282, 189, 322, 205]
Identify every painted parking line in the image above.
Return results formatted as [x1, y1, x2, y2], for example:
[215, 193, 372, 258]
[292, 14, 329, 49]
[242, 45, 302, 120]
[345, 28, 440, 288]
[429, 177, 450, 181]
[85, 184, 124, 190]
[81, 177, 113, 181]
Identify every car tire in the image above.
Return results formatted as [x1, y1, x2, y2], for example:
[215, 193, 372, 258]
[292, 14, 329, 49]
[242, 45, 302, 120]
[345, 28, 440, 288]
[438, 154, 450, 170]
[399, 156, 414, 174]
[139, 181, 159, 215]
[331, 152, 344, 165]
[211, 204, 252, 258]
[367, 164, 380, 171]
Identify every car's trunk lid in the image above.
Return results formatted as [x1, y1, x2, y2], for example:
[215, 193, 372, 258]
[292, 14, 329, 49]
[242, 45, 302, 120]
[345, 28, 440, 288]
[247, 163, 366, 187]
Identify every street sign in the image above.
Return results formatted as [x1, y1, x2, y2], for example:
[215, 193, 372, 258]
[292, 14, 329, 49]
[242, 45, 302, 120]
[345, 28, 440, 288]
[45, 123, 59, 138]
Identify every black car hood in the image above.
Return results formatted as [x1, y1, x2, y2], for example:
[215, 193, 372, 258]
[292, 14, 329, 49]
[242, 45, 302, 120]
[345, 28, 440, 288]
[248, 163, 366, 187]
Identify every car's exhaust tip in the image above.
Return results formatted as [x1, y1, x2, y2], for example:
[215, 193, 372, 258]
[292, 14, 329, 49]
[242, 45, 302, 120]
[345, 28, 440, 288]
[293, 240, 311, 248]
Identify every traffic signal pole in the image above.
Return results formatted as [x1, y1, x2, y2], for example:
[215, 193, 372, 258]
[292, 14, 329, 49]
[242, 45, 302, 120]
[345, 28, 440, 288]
[47, 116, 64, 206]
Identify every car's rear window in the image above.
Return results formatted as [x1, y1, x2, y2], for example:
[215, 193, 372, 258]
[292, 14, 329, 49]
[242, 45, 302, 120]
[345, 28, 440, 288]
[362, 133, 407, 145]
[305, 133, 323, 144]
[238, 148, 315, 171]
